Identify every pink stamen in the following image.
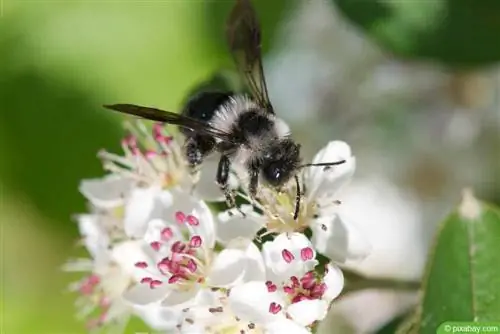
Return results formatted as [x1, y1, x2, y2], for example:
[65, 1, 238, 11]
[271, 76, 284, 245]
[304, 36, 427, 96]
[310, 283, 327, 298]
[291, 293, 308, 304]
[150, 241, 162, 251]
[168, 275, 182, 284]
[189, 235, 202, 248]
[301, 276, 316, 290]
[300, 247, 314, 261]
[140, 277, 153, 284]
[145, 150, 157, 159]
[186, 215, 199, 226]
[171, 241, 187, 253]
[153, 123, 163, 137]
[266, 281, 278, 293]
[282, 249, 294, 263]
[99, 297, 110, 308]
[79, 283, 94, 295]
[157, 259, 171, 275]
[186, 259, 197, 273]
[161, 227, 173, 241]
[88, 274, 100, 285]
[290, 276, 300, 288]
[283, 286, 294, 294]
[175, 211, 186, 224]
[150, 280, 163, 289]
[134, 261, 148, 269]
[269, 302, 282, 314]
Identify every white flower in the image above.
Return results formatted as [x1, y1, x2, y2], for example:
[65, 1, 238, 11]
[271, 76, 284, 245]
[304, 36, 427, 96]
[217, 141, 370, 263]
[317, 177, 424, 334]
[96, 121, 226, 202]
[63, 240, 138, 331]
[227, 233, 344, 332]
[122, 201, 265, 322]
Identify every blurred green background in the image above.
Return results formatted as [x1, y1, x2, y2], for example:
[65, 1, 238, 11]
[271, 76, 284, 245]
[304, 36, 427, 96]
[2, 0, 499, 333]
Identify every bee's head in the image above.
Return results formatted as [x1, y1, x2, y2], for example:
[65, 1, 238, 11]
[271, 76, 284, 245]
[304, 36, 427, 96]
[260, 139, 301, 188]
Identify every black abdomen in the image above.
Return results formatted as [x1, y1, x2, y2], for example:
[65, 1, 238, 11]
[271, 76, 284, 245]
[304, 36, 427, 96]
[180, 91, 233, 136]
[180, 91, 233, 167]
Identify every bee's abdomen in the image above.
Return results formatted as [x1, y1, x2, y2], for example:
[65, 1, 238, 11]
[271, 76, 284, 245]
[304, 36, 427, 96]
[181, 91, 233, 136]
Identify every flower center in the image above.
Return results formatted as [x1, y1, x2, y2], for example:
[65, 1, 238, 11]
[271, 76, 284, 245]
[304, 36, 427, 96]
[254, 186, 318, 235]
[75, 274, 113, 329]
[136, 211, 210, 291]
[99, 122, 188, 189]
[282, 271, 327, 304]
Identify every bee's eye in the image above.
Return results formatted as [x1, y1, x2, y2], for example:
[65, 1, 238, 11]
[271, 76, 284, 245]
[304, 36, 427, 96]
[262, 161, 286, 187]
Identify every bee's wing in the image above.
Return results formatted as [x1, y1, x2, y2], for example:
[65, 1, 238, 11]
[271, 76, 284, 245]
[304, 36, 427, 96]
[104, 104, 234, 142]
[226, 0, 274, 114]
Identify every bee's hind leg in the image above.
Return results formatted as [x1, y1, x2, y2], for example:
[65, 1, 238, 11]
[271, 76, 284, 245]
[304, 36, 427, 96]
[216, 155, 246, 217]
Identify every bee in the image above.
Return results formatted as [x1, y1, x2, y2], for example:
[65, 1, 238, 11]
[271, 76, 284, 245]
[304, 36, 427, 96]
[104, 0, 345, 219]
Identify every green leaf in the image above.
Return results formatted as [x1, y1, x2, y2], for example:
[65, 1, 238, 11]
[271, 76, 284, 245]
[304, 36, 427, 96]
[416, 190, 500, 332]
[375, 310, 413, 334]
[332, 0, 500, 67]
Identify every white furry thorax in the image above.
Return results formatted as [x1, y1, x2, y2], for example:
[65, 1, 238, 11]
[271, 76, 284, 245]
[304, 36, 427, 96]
[209, 94, 291, 139]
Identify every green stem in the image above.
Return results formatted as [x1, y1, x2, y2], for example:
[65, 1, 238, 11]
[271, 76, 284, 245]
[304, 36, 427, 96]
[339, 268, 421, 299]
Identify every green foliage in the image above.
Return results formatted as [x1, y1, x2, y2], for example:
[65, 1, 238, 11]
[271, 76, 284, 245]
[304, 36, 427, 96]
[333, 0, 500, 67]
[412, 191, 500, 333]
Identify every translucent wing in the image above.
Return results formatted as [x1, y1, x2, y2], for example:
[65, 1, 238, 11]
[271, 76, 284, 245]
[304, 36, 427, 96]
[104, 104, 234, 142]
[226, 0, 274, 114]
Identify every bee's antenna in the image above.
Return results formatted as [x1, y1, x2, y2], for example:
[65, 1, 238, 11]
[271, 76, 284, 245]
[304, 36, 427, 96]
[294, 175, 301, 220]
[299, 160, 346, 169]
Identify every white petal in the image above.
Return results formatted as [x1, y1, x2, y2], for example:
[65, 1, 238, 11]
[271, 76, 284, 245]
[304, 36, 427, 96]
[163, 189, 216, 249]
[134, 303, 183, 331]
[123, 283, 170, 305]
[225, 238, 266, 282]
[265, 318, 310, 334]
[312, 212, 371, 263]
[262, 233, 317, 281]
[287, 299, 329, 326]
[322, 264, 344, 301]
[123, 186, 161, 238]
[305, 141, 356, 201]
[79, 175, 133, 208]
[216, 205, 265, 244]
[161, 287, 199, 307]
[76, 214, 109, 257]
[110, 240, 159, 282]
[229, 281, 281, 324]
[192, 157, 238, 201]
[207, 248, 246, 287]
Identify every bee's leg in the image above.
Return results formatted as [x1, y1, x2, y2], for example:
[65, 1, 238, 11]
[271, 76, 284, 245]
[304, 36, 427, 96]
[185, 137, 203, 194]
[248, 166, 260, 207]
[293, 174, 301, 220]
[185, 135, 215, 194]
[216, 155, 245, 217]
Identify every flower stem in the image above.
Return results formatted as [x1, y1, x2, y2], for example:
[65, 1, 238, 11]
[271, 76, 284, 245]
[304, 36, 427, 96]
[339, 268, 420, 298]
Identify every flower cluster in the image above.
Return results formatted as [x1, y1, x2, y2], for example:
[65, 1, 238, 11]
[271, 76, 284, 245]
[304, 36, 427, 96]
[64, 121, 370, 333]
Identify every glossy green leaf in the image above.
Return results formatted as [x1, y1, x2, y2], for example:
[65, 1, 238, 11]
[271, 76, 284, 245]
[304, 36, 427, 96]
[332, 0, 500, 67]
[416, 190, 500, 332]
